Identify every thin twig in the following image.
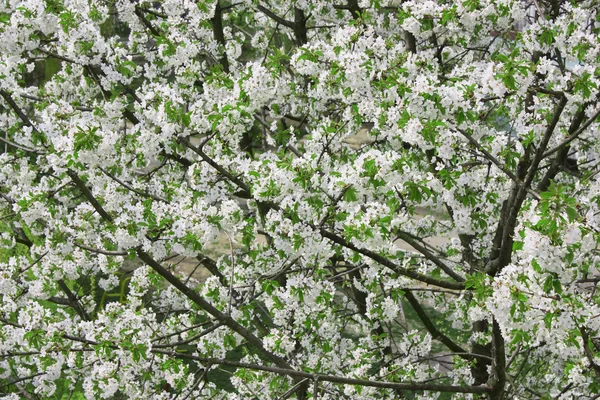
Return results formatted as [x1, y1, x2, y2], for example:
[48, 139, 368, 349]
[224, 231, 236, 315]
[153, 323, 222, 349]
[99, 166, 168, 203]
[73, 242, 128, 256]
[0, 135, 44, 154]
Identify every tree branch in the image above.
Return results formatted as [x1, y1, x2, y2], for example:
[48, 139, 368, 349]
[134, 6, 161, 37]
[455, 127, 540, 201]
[57, 331, 491, 394]
[43, 152, 287, 371]
[0, 90, 39, 132]
[542, 105, 600, 159]
[152, 350, 493, 394]
[0, 134, 43, 154]
[293, 7, 308, 45]
[0, 372, 45, 389]
[488, 318, 506, 399]
[153, 323, 222, 349]
[73, 242, 128, 256]
[490, 96, 568, 275]
[181, 132, 463, 291]
[256, 4, 294, 28]
[57, 279, 90, 321]
[404, 290, 468, 357]
[318, 228, 465, 290]
[254, 114, 302, 157]
[178, 136, 251, 197]
[99, 167, 168, 203]
[396, 232, 465, 282]
[136, 249, 295, 371]
[212, 1, 230, 73]
[580, 327, 600, 378]
[66, 170, 114, 223]
[537, 106, 586, 192]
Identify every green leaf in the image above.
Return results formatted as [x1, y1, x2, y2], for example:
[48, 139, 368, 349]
[24, 329, 45, 350]
[131, 343, 147, 363]
[553, 278, 562, 294]
[263, 280, 279, 295]
[502, 73, 518, 90]
[463, 0, 480, 12]
[544, 312, 553, 329]
[224, 334, 237, 349]
[539, 27, 555, 46]
[440, 7, 457, 25]
[456, 109, 466, 124]
[118, 60, 137, 78]
[73, 126, 101, 152]
[343, 186, 358, 202]
[494, 53, 510, 63]
[565, 207, 578, 222]
[574, 72, 596, 99]
[59, 10, 78, 33]
[532, 258, 542, 273]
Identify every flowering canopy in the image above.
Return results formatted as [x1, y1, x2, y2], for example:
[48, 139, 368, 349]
[1, 0, 600, 399]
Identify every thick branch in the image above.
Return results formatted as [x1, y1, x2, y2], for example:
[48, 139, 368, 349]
[151, 350, 493, 394]
[542, 105, 600, 159]
[134, 5, 167, 18]
[405, 31, 417, 54]
[319, 228, 465, 290]
[293, 8, 308, 46]
[57, 280, 90, 321]
[537, 106, 586, 192]
[136, 250, 294, 371]
[66, 170, 114, 223]
[0, 90, 39, 132]
[491, 96, 568, 275]
[134, 6, 161, 37]
[196, 255, 227, 286]
[333, 0, 361, 19]
[488, 318, 506, 399]
[455, 127, 540, 201]
[404, 290, 468, 356]
[212, 1, 230, 73]
[179, 136, 251, 196]
[580, 327, 600, 378]
[256, 4, 294, 28]
[161, 150, 192, 168]
[523, 96, 568, 188]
